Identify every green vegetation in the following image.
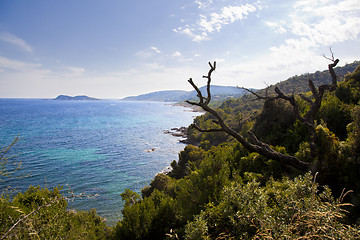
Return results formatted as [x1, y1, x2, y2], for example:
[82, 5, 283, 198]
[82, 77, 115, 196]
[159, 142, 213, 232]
[1, 60, 360, 239]
[1, 139, 113, 239]
[1, 186, 112, 239]
[184, 173, 360, 239]
[112, 60, 360, 239]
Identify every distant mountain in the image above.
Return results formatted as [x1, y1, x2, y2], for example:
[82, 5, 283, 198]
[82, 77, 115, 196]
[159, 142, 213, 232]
[53, 95, 99, 101]
[122, 90, 189, 102]
[122, 85, 251, 102]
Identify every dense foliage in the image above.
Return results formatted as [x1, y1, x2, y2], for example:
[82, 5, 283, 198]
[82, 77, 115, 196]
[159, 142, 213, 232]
[112, 62, 360, 239]
[0, 186, 112, 239]
[1, 61, 360, 239]
[185, 173, 360, 239]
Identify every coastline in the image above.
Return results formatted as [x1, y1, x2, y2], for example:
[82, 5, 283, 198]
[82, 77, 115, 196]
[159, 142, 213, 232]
[170, 101, 205, 113]
[160, 103, 204, 175]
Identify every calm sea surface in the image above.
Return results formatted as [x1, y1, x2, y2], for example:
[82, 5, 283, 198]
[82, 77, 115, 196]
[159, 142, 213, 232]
[0, 99, 201, 225]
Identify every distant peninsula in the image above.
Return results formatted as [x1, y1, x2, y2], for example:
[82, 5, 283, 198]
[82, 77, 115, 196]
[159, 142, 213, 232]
[53, 95, 100, 101]
[121, 85, 252, 102]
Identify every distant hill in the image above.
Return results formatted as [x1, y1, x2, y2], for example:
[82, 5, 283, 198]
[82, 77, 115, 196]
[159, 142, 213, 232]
[53, 95, 99, 101]
[262, 61, 360, 95]
[122, 85, 251, 102]
[122, 90, 189, 102]
[122, 61, 358, 103]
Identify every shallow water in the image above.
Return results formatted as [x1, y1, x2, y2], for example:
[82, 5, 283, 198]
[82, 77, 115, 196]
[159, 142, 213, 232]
[0, 99, 201, 225]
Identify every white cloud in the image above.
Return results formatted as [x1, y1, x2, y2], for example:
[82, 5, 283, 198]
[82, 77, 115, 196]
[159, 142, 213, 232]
[170, 51, 195, 62]
[290, 0, 360, 46]
[150, 46, 161, 53]
[176, 4, 257, 42]
[195, 0, 213, 9]
[241, 0, 360, 89]
[67, 66, 85, 77]
[135, 46, 162, 59]
[266, 0, 360, 48]
[0, 32, 33, 53]
[172, 51, 182, 57]
[134, 50, 153, 59]
[0, 56, 84, 78]
[0, 56, 41, 71]
[264, 21, 287, 34]
[142, 62, 165, 71]
[175, 27, 210, 42]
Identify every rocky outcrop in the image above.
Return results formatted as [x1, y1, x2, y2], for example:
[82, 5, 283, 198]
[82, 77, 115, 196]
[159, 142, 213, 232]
[164, 127, 188, 138]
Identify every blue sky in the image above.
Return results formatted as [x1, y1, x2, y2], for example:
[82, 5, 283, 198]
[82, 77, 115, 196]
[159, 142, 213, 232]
[0, 0, 359, 98]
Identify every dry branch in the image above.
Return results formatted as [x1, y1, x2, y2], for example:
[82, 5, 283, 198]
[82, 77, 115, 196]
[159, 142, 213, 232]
[239, 57, 340, 161]
[186, 61, 310, 171]
[186, 56, 340, 171]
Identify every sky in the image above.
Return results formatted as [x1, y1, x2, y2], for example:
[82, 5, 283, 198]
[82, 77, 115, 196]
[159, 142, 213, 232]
[0, 0, 359, 99]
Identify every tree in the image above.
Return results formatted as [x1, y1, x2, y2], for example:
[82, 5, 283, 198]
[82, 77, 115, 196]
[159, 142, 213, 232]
[115, 190, 178, 240]
[186, 57, 340, 173]
[168, 145, 206, 179]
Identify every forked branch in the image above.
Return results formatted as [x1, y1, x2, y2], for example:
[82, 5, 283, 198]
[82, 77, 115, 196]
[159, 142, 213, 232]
[186, 62, 310, 171]
[240, 57, 340, 159]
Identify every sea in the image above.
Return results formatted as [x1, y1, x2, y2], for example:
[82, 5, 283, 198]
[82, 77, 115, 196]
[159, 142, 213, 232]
[0, 99, 202, 225]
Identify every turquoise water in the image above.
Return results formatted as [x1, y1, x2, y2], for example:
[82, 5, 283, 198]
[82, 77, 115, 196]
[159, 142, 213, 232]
[0, 99, 201, 225]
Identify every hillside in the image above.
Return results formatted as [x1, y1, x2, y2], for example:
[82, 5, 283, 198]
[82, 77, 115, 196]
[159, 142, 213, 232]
[185, 60, 359, 145]
[121, 90, 188, 102]
[122, 61, 358, 103]
[121, 85, 250, 102]
[114, 61, 360, 239]
[266, 60, 359, 95]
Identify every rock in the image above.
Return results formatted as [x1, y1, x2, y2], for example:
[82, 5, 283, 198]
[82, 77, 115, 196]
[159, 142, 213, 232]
[164, 127, 188, 139]
[145, 148, 156, 153]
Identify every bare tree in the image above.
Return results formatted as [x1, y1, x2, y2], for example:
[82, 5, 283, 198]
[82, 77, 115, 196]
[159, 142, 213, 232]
[186, 57, 339, 172]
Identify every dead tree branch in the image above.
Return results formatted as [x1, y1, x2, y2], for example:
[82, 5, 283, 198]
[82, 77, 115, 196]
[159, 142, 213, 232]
[322, 47, 335, 62]
[240, 57, 339, 160]
[186, 62, 310, 172]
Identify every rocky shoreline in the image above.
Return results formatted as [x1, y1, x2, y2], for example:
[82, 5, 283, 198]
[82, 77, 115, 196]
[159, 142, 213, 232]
[160, 103, 204, 174]
[163, 127, 187, 138]
[164, 126, 199, 145]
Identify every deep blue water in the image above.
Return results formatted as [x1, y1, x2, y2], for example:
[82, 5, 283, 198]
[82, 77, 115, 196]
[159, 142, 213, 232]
[0, 99, 201, 225]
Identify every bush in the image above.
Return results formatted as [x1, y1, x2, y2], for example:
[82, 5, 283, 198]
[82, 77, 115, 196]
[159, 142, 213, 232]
[114, 190, 178, 240]
[1, 185, 111, 239]
[184, 173, 360, 239]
